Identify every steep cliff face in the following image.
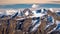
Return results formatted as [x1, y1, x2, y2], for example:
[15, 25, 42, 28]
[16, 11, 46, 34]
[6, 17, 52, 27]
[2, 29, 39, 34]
[0, 8, 60, 34]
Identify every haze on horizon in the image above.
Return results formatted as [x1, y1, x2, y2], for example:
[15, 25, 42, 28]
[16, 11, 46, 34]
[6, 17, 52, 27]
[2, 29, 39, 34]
[0, 0, 60, 5]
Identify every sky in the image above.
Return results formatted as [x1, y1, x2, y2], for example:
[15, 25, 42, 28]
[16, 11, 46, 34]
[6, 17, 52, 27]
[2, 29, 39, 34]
[0, 0, 60, 5]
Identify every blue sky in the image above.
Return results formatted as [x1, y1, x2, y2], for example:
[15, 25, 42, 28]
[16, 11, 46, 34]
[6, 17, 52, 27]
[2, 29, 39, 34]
[0, 4, 60, 9]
